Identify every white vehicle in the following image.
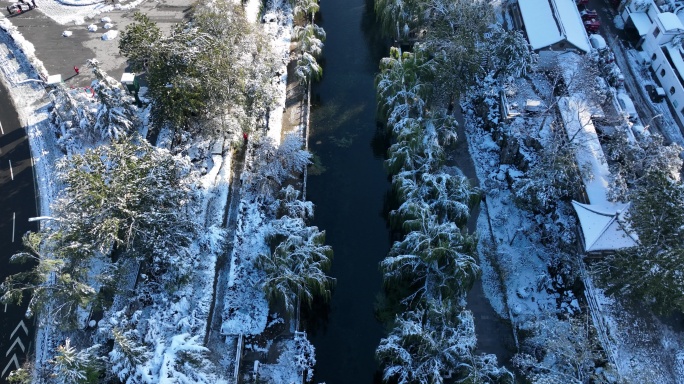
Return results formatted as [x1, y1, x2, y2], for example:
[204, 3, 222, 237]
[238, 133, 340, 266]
[614, 90, 638, 122]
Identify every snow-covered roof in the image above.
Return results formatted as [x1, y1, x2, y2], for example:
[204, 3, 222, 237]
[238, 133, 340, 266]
[558, 96, 614, 207]
[120, 72, 135, 84]
[658, 12, 684, 32]
[518, 0, 563, 50]
[630, 12, 653, 36]
[552, 0, 591, 52]
[518, 0, 590, 52]
[572, 201, 639, 252]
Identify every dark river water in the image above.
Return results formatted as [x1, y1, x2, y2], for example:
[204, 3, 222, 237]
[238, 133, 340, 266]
[303, 1, 515, 382]
[303, 0, 390, 382]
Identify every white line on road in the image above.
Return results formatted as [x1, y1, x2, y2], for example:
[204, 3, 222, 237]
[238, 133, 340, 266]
[3, 303, 6, 313]
[8, 159, 13, 181]
[0, 121, 3, 135]
[1, 354, 18, 377]
[10, 321, 27, 339]
[5, 337, 24, 357]
[11, 212, 15, 243]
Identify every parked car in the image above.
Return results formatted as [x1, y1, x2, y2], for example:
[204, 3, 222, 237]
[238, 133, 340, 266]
[6, 2, 32, 15]
[615, 91, 638, 122]
[645, 84, 666, 103]
[585, 19, 601, 33]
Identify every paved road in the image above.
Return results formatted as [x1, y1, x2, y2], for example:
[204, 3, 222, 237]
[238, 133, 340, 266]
[0, 80, 38, 383]
[0, 0, 190, 89]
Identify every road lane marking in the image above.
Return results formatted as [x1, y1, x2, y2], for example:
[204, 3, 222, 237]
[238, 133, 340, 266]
[1, 354, 18, 377]
[5, 337, 24, 357]
[11, 212, 15, 243]
[8, 160, 13, 181]
[0, 121, 3, 134]
[3, 303, 6, 313]
[10, 321, 27, 339]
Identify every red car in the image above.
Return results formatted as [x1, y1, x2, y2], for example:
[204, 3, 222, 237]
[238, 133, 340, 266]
[585, 19, 601, 33]
[581, 9, 599, 21]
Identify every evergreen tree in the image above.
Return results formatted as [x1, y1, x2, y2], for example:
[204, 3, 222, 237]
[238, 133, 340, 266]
[258, 218, 334, 315]
[51, 339, 103, 384]
[380, 209, 479, 307]
[53, 138, 194, 260]
[88, 59, 140, 142]
[598, 168, 684, 314]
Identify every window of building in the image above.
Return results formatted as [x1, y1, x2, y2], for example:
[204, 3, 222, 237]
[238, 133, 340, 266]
[654, 27, 661, 38]
[672, 86, 677, 95]
[675, 100, 680, 108]
[661, 68, 666, 77]
[681, 106, 684, 117]
[652, 53, 657, 61]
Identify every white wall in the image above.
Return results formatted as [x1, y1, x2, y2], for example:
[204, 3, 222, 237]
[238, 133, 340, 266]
[651, 48, 684, 121]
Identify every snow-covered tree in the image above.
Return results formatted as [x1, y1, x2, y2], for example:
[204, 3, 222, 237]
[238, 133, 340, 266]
[258, 217, 334, 315]
[49, 84, 98, 150]
[1, 232, 96, 325]
[53, 138, 194, 260]
[292, 0, 319, 20]
[376, 302, 513, 384]
[513, 124, 583, 213]
[421, 0, 493, 103]
[376, 46, 434, 127]
[393, 170, 477, 226]
[88, 59, 140, 142]
[118, 12, 162, 71]
[109, 327, 148, 382]
[513, 317, 609, 383]
[374, 0, 417, 39]
[50, 339, 103, 384]
[6, 361, 32, 384]
[121, 2, 279, 130]
[248, 134, 312, 200]
[293, 22, 325, 84]
[154, 334, 226, 384]
[380, 208, 479, 307]
[386, 122, 443, 176]
[605, 133, 683, 200]
[597, 167, 684, 314]
[275, 185, 314, 219]
[487, 26, 536, 78]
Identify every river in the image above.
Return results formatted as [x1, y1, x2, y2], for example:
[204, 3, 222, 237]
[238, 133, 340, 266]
[303, 1, 514, 382]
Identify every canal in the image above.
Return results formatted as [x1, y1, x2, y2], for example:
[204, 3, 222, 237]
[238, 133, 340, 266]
[303, 0, 515, 382]
[303, 0, 389, 382]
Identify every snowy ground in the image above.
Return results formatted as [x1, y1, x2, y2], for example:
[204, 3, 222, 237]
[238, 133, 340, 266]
[465, 54, 684, 382]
